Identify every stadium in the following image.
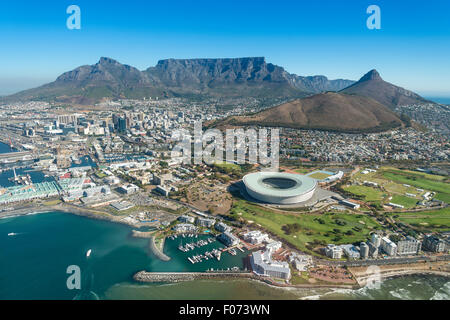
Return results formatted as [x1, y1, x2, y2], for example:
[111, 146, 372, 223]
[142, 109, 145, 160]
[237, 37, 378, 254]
[242, 172, 317, 205]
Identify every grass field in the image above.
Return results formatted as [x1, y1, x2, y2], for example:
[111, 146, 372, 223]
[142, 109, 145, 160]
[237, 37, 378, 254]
[390, 195, 419, 209]
[308, 172, 332, 180]
[43, 199, 62, 206]
[381, 169, 449, 204]
[95, 171, 107, 178]
[351, 167, 449, 207]
[294, 167, 311, 174]
[231, 199, 381, 255]
[343, 185, 386, 202]
[390, 207, 450, 232]
[213, 162, 242, 174]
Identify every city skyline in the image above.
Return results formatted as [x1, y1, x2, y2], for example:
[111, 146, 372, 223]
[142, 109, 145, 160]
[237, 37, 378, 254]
[1, 0, 450, 96]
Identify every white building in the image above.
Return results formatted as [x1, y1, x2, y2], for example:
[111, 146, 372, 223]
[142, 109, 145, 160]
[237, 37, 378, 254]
[397, 237, 421, 255]
[178, 215, 195, 224]
[215, 222, 231, 233]
[371, 233, 382, 248]
[340, 244, 360, 259]
[196, 217, 216, 228]
[218, 231, 240, 247]
[251, 250, 291, 280]
[118, 183, 139, 194]
[360, 242, 370, 259]
[324, 244, 343, 259]
[173, 223, 198, 233]
[242, 230, 269, 245]
[381, 237, 398, 256]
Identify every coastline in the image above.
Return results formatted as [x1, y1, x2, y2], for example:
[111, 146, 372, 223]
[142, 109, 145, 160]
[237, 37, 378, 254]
[349, 261, 450, 287]
[132, 267, 450, 293]
[0, 203, 141, 228]
[3, 203, 449, 292]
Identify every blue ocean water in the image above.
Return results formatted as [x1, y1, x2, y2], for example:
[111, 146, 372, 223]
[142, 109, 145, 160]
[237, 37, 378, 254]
[0, 211, 248, 300]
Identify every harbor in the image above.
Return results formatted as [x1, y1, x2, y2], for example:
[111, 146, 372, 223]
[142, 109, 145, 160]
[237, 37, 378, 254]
[163, 233, 249, 271]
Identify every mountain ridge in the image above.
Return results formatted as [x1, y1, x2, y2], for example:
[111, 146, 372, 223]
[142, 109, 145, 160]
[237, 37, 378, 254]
[3, 57, 355, 103]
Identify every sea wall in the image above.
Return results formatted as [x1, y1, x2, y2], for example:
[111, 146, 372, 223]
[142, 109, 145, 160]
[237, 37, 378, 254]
[134, 271, 256, 283]
[149, 236, 171, 261]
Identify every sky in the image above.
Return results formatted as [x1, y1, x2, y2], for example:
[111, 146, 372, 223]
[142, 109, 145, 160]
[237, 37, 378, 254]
[0, 0, 449, 96]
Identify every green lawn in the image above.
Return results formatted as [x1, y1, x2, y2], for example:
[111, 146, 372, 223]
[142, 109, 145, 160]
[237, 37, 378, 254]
[213, 161, 242, 173]
[390, 207, 450, 232]
[390, 195, 419, 209]
[353, 167, 449, 205]
[308, 172, 332, 180]
[231, 200, 381, 255]
[294, 168, 311, 174]
[343, 185, 386, 202]
[95, 171, 107, 178]
[382, 169, 449, 204]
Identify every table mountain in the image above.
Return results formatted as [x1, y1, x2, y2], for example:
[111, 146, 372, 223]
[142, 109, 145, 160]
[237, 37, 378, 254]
[3, 57, 354, 103]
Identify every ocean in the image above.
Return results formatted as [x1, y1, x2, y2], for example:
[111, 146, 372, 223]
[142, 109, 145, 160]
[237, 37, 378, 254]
[0, 141, 15, 154]
[0, 211, 448, 300]
[426, 97, 450, 105]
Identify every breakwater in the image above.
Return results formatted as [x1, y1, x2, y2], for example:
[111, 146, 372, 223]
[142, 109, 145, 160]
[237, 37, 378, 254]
[149, 236, 171, 261]
[133, 271, 256, 283]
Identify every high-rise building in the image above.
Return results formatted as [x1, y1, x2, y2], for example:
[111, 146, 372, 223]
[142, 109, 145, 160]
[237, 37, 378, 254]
[324, 244, 343, 259]
[397, 237, 422, 255]
[125, 112, 132, 128]
[368, 242, 378, 258]
[118, 117, 127, 133]
[381, 237, 397, 256]
[423, 235, 446, 253]
[57, 114, 79, 125]
[360, 242, 369, 259]
[371, 233, 382, 248]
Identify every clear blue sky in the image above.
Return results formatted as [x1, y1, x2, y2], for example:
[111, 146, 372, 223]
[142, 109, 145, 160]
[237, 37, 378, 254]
[1, 0, 449, 96]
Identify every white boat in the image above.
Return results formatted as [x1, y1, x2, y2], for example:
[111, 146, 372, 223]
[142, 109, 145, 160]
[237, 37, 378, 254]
[86, 249, 92, 257]
[8, 233, 17, 236]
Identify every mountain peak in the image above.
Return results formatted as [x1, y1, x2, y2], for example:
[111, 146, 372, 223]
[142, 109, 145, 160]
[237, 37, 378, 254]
[98, 57, 120, 65]
[359, 69, 382, 82]
[342, 69, 429, 108]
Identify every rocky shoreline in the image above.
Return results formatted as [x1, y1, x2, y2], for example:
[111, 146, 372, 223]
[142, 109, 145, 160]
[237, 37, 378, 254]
[0, 204, 141, 228]
[133, 271, 258, 283]
[350, 261, 450, 286]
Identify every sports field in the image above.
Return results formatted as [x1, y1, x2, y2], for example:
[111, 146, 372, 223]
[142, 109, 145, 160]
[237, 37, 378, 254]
[390, 195, 419, 209]
[343, 185, 386, 202]
[308, 172, 332, 180]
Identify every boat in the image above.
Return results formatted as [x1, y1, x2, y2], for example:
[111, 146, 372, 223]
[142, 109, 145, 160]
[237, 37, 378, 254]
[86, 249, 92, 257]
[7, 233, 17, 237]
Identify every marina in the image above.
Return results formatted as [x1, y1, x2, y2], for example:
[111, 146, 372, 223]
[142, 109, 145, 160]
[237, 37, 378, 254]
[187, 249, 222, 264]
